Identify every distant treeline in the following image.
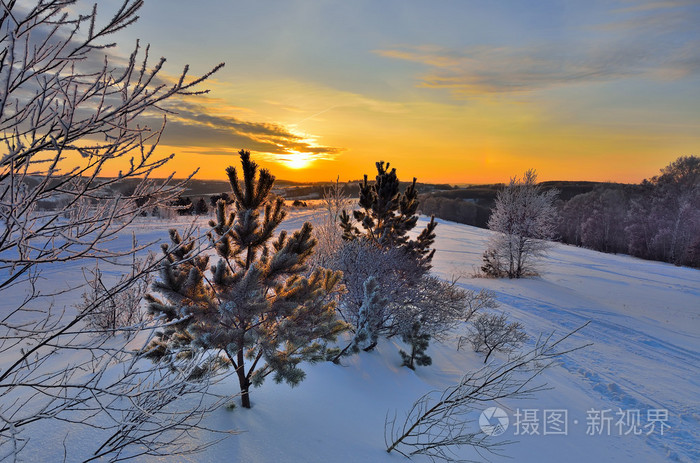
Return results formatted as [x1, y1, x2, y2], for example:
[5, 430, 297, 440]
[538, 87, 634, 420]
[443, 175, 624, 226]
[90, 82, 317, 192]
[282, 180, 455, 200]
[110, 159, 699, 268]
[557, 156, 699, 267]
[418, 182, 607, 229]
[419, 157, 700, 268]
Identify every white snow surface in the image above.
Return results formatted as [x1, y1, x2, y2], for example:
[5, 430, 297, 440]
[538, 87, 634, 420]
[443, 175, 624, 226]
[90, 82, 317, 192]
[5, 211, 699, 462]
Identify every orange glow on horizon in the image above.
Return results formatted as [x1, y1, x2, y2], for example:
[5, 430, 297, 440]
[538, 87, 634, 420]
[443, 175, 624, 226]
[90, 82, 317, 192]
[55, 79, 698, 186]
[70, 142, 688, 186]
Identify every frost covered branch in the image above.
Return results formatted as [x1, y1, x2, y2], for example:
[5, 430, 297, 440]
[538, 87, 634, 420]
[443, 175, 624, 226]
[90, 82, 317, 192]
[0, 1, 225, 460]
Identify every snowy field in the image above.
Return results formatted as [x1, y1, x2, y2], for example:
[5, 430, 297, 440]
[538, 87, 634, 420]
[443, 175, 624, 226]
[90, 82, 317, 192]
[6, 211, 699, 462]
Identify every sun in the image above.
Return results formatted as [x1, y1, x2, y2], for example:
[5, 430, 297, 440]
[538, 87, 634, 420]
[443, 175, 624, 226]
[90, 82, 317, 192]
[281, 152, 315, 170]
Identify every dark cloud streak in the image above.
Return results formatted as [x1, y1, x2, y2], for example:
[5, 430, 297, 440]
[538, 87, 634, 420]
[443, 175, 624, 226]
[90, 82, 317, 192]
[152, 99, 343, 159]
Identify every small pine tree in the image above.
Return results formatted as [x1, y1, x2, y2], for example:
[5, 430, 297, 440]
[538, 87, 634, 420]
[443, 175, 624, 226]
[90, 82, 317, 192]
[339, 161, 437, 269]
[210, 192, 232, 208]
[146, 150, 349, 408]
[399, 321, 432, 370]
[481, 249, 505, 278]
[194, 197, 209, 215]
[350, 276, 387, 352]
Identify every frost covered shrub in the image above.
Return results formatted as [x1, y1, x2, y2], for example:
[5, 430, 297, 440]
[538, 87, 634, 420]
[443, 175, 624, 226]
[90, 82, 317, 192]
[326, 239, 419, 344]
[322, 232, 491, 361]
[461, 312, 528, 363]
[79, 260, 152, 337]
[483, 169, 558, 278]
[308, 176, 355, 273]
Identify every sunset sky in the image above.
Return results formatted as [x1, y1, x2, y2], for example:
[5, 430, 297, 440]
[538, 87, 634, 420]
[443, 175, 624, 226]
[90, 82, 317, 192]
[111, 0, 699, 184]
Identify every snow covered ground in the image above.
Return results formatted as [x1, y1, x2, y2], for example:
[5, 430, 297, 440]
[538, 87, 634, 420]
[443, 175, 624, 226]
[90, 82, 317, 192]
[5, 211, 699, 462]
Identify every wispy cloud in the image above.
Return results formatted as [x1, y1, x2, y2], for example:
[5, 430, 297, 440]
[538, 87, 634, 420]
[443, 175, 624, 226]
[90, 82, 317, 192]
[375, 2, 699, 98]
[611, 0, 696, 14]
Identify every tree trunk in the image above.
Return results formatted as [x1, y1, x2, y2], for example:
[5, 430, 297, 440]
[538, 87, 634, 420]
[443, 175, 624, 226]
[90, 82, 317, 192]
[406, 343, 416, 370]
[240, 381, 251, 409]
[236, 365, 251, 408]
[331, 341, 354, 364]
[235, 346, 252, 408]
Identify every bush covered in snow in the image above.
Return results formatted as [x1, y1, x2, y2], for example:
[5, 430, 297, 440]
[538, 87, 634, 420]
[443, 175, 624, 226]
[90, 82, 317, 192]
[482, 169, 558, 278]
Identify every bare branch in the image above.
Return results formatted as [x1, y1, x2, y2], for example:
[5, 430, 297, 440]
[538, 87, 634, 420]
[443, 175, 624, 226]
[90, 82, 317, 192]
[386, 323, 591, 461]
[0, 1, 226, 460]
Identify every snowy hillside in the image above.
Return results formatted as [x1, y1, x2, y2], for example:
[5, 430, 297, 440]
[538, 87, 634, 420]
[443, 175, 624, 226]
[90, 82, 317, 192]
[198, 212, 700, 463]
[11, 212, 700, 462]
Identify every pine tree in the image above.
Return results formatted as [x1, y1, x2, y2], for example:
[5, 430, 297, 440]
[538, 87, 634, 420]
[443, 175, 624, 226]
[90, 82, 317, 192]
[210, 192, 232, 208]
[146, 150, 348, 408]
[339, 161, 437, 269]
[399, 321, 432, 370]
[328, 161, 468, 365]
[194, 197, 209, 215]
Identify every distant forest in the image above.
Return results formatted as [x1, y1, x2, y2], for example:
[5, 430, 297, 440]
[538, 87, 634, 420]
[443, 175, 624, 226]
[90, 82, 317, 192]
[419, 156, 699, 268]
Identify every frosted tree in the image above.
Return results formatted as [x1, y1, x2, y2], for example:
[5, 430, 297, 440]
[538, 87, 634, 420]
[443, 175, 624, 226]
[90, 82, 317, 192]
[482, 169, 558, 278]
[557, 191, 595, 247]
[310, 177, 353, 270]
[462, 312, 528, 363]
[350, 276, 387, 352]
[627, 156, 700, 266]
[323, 162, 482, 364]
[323, 176, 353, 225]
[555, 155, 699, 267]
[146, 150, 349, 408]
[0, 1, 225, 460]
[579, 189, 628, 253]
[78, 250, 152, 338]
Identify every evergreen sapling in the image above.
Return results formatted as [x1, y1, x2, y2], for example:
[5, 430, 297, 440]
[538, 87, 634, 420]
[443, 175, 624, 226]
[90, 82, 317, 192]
[399, 321, 432, 370]
[146, 150, 348, 408]
[339, 161, 437, 269]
